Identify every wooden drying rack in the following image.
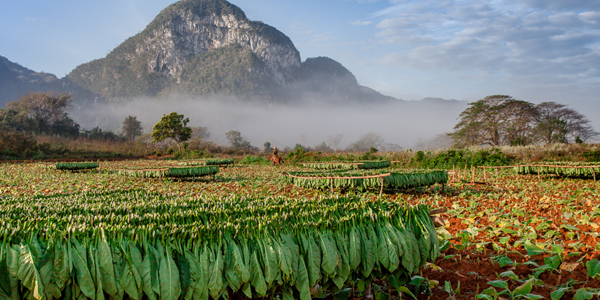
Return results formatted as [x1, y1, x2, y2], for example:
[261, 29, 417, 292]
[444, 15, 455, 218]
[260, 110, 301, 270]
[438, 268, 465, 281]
[284, 172, 391, 197]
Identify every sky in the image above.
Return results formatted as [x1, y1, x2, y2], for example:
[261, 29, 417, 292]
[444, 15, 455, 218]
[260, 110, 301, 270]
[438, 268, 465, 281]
[1, 0, 599, 123]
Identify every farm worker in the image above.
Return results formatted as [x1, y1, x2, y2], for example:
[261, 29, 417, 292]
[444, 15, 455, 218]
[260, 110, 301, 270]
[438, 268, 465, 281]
[273, 147, 278, 157]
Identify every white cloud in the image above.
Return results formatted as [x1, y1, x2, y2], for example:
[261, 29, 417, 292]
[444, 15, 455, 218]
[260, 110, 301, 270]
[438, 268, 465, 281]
[371, 0, 600, 87]
[350, 20, 373, 25]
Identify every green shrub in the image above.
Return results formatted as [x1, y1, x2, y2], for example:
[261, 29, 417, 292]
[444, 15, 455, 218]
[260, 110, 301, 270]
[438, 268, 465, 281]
[412, 148, 511, 169]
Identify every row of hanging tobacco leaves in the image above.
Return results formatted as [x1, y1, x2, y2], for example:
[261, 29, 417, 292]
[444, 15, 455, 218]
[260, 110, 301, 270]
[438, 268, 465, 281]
[285, 169, 448, 190]
[515, 162, 600, 178]
[55, 162, 99, 171]
[116, 166, 219, 178]
[179, 159, 234, 167]
[301, 161, 391, 171]
[0, 190, 440, 300]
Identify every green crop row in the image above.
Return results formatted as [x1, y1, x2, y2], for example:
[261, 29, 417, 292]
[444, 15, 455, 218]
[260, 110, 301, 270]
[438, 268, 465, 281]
[285, 169, 447, 190]
[55, 162, 99, 171]
[0, 190, 440, 300]
[117, 166, 219, 178]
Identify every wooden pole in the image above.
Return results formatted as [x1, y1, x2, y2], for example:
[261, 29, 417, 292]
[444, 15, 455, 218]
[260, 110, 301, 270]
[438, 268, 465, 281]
[484, 167, 487, 183]
[379, 177, 384, 198]
[471, 165, 475, 184]
[452, 165, 455, 183]
[592, 167, 597, 182]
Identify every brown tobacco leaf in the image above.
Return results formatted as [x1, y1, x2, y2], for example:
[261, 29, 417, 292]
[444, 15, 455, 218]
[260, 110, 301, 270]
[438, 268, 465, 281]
[559, 262, 578, 272]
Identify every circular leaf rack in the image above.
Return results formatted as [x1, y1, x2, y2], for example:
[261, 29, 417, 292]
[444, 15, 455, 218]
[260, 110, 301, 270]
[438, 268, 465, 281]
[117, 166, 220, 178]
[40, 162, 100, 171]
[300, 160, 391, 170]
[179, 158, 235, 166]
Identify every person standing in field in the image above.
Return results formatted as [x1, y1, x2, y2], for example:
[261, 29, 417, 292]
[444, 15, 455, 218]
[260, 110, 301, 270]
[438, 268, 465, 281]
[273, 147, 278, 157]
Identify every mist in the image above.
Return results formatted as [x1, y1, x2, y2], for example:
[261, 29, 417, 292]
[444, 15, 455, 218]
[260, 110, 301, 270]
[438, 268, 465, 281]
[70, 96, 468, 150]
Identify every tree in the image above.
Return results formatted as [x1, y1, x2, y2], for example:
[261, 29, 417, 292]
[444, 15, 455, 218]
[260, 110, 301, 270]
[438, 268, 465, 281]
[450, 95, 537, 147]
[314, 141, 333, 153]
[225, 130, 254, 150]
[151, 112, 192, 151]
[6, 92, 75, 134]
[122, 115, 143, 142]
[533, 102, 598, 144]
[263, 141, 274, 153]
[327, 133, 343, 152]
[346, 132, 385, 152]
[190, 126, 210, 140]
[300, 133, 308, 147]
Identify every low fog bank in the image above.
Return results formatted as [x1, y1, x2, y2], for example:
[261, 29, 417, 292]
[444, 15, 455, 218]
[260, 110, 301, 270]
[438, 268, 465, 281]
[70, 97, 468, 150]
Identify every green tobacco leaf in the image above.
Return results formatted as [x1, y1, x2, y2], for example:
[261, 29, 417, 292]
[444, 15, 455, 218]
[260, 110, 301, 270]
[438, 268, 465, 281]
[585, 259, 600, 279]
[487, 280, 508, 290]
[348, 227, 361, 270]
[140, 249, 157, 300]
[93, 250, 105, 300]
[52, 242, 70, 288]
[295, 256, 311, 300]
[398, 286, 417, 300]
[513, 278, 534, 296]
[550, 287, 570, 300]
[524, 242, 545, 256]
[183, 250, 198, 300]
[250, 251, 267, 297]
[306, 234, 322, 287]
[499, 271, 519, 281]
[71, 240, 96, 300]
[283, 286, 294, 300]
[573, 288, 597, 300]
[496, 256, 514, 268]
[361, 228, 375, 278]
[17, 244, 45, 300]
[230, 240, 250, 285]
[120, 256, 141, 300]
[319, 233, 338, 277]
[159, 247, 181, 300]
[208, 245, 224, 300]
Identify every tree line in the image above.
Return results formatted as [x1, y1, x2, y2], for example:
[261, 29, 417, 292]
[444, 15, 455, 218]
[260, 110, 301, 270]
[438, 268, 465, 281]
[0, 92, 145, 142]
[451, 95, 598, 147]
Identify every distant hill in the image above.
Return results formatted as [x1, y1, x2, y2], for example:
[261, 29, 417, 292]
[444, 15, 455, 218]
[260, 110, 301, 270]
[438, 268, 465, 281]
[0, 55, 100, 107]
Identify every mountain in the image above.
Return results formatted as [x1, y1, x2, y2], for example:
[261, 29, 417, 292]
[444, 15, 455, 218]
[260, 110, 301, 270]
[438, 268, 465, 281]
[1, 0, 401, 105]
[61, 0, 390, 103]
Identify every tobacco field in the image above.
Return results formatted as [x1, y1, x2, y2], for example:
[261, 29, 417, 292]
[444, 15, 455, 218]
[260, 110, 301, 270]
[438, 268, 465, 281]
[0, 160, 599, 300]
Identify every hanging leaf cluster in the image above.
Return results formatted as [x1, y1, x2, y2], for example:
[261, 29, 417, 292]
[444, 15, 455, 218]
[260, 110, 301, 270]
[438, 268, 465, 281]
[515, 162, 600, 178]
[285, 169, 447, 190]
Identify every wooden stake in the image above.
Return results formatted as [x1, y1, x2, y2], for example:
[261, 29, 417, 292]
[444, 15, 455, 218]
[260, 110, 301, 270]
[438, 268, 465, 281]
[484, 167, 487, 183]
[592, 167, 597, 182]
[452, 165, 455, 183]
[379, 177, 384, 198]
[471, 165, 475, 184]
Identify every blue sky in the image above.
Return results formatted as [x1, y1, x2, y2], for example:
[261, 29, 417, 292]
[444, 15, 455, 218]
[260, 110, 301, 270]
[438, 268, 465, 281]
[1, 0, 599, 110]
